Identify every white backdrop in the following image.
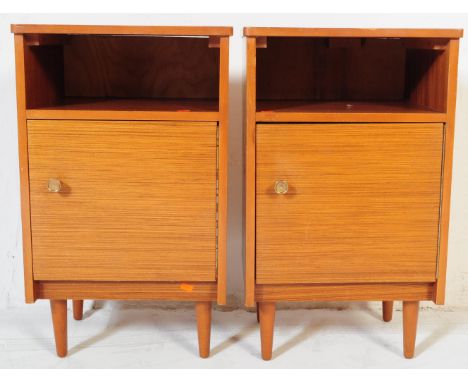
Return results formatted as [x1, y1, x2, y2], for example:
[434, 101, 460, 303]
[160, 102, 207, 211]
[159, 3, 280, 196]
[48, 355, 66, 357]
[1, 13, 467, 309]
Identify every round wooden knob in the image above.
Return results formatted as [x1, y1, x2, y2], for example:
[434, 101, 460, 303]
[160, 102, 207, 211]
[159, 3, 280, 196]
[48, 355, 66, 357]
[47, 178, 62, 193]
[274, 180, 288, 194]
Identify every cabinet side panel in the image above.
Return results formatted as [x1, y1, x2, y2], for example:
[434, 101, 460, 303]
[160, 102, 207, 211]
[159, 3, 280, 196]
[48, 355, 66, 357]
[245, 37, 257, 307]
[14, 34, 35, 302]
[405, 46, 449, 113]
[23, 43, 64, 109]
[435, 39, 460, 304]
[216, 36, 229, 305]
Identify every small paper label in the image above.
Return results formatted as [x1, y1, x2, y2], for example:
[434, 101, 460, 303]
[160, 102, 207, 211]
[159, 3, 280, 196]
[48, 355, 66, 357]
[180, 283, 194, 292]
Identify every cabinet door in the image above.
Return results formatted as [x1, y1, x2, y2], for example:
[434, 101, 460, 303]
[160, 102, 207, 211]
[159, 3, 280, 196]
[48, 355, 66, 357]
[256, 123, 443, 284]
[28, 120, 217, 282]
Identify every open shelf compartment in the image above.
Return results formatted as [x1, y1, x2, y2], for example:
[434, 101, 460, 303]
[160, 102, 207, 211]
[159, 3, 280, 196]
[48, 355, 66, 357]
[22, 33, 221, 120]
[255, 36, 451, 122]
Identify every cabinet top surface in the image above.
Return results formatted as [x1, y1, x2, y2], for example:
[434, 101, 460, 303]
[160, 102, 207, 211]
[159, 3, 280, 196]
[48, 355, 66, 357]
[243, 27, 463, 38]
[11, 24, 233, 36]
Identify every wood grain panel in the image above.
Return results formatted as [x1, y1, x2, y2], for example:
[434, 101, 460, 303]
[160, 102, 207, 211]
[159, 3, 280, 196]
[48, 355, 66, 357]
[216, 36, 229, 304]
[26, 98, 219, 121]
[256, 283, 434, 302]
[36, 281, 217, 301]
[406, 48, 449, 112]
[12, 25, 233, 36]
[256, 100, 447, 123]
[14, 34, 36, 302]
[244, 27, 463, 38]
[256, 37, 406, 102]
[435, 39, 461, 303]
[24, 44, 64, 109]
[63, 36, 219, 99]
[256, 123, 443, 284]
[244, 37, 257, 307]
[28, 120, 217, 282]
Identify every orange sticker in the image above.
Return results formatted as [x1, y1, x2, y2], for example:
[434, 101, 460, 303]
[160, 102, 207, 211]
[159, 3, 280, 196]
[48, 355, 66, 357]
[180, 283, 194, 292]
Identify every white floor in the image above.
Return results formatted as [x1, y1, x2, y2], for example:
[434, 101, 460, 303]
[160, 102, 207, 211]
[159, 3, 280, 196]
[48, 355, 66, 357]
[1, 302, 467, 368]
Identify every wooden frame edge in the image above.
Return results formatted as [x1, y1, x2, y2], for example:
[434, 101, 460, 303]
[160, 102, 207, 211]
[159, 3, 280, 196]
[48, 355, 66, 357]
[243, 27, 463, 39]
[435, 39, 460, 304]
[255, 112, 448, 123]
[36, 281, 217, 301]
[11, 24, 234, 36]
[25, 110, 220, 122]
[14, 34, 35, 303]
[245, 37, 257, 307]
[216, 36, 229, 305]
[256, 283, 435, 302]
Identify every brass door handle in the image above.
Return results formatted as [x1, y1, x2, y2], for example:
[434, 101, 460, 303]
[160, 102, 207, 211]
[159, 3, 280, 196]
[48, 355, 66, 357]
[274, 180, 288, 194]
[47, 178, 62, 193]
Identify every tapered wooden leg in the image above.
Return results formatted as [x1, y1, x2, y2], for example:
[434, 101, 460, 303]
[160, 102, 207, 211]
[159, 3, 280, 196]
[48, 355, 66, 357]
[50, 300, 68, 357]
[259, 302, 275, 361]
[73, 300, 84, 321]
[256, 302, 260, 323]
[403, 301, 419, 359]
[195, 301, 212, 358]
[382, 301, 394, 322]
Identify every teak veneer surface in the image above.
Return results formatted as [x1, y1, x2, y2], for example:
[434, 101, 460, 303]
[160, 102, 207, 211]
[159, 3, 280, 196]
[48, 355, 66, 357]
[256, 123, 443, 284]
[257, 101, 439, 114]
[26, 97, 219, 111]
[256, 37, 407, 103]
[36, 281, 217, 301]
[256, 100, 447, 122]
[14, 34, 35, 302]
[244, 37, 257, 307]
[63, 36, 219, 100]
[244, 27, 463, 38]
[28, 120, 217, 282]
[216, 36, 230, 304]
[11, 24, 233, 36]
[434, 39, 460, 303]
[255, 283, 434, 302]
[26, 98, 219, 121]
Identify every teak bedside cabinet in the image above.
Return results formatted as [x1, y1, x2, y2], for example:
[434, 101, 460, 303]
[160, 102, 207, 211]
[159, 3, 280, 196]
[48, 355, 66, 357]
[244, 27, 462, 360]
[12, 24, 232, 358]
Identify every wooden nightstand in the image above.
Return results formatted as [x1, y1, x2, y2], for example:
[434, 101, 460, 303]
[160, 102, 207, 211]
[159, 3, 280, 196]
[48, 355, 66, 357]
[12, 24, 232, 358]
[244, 27, 462, 360]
